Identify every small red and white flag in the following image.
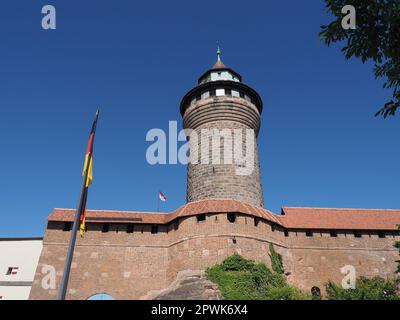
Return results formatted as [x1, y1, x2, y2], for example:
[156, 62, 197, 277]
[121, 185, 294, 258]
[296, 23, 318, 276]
[159, 191, 167, 202]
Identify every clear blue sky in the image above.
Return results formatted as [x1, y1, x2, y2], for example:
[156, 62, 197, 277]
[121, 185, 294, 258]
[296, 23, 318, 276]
[0, 1, 398, 237]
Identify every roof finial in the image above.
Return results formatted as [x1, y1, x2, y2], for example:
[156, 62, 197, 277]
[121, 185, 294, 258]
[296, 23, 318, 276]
[217, 42, 221, 61]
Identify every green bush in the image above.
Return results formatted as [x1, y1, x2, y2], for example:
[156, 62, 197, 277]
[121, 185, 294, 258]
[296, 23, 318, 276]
[326, 277, 400, 300]
[206, 254, 308, 300]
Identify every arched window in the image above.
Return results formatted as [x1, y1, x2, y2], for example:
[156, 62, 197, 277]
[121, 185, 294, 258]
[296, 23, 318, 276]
[87, 293, 114, 300]
[311, 287, 321, 300]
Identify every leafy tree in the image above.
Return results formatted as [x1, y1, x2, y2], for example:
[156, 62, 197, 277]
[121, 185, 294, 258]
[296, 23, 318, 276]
[326, 276, 400, 300]
[319, 0, 400, 117]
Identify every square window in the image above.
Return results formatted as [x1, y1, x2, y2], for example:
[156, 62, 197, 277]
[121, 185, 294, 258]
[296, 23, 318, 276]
[305, 230, 313, 237]
[127, 225, 134, 233]
[6, 267, 18, 275]
[197, 214, 206, 222]
[151, 225, 158, 234]
[354, 231, 362, 238]
[378, 232, 386, 238]
[330, 230, 338, 237]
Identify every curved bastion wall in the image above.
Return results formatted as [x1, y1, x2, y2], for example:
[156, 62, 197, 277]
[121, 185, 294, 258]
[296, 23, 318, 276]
[29, 201, 400, 300]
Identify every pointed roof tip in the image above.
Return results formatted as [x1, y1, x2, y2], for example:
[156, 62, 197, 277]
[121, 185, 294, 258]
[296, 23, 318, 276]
[212, 44, 227, 69]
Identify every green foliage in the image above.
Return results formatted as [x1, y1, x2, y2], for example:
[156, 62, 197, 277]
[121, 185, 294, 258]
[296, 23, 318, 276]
[206, 254, 308, 300]
[326, 276, 400, 300]
[395, 225, 400, 274]
[319, 0, 400, 117]
[269, 243, 284, 274]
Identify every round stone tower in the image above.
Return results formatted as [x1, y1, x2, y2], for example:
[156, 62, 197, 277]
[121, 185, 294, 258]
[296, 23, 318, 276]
[180, 49, 264, 207]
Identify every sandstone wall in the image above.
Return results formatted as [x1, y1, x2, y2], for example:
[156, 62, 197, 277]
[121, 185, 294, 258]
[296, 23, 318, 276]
[29, 214, 399, 299]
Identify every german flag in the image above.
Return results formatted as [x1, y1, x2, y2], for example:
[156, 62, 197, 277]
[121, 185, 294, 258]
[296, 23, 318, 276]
[79, 111, 99, 237]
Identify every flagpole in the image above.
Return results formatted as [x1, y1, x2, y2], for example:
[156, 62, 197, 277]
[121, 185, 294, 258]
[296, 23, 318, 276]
[58, 111, 99, 300]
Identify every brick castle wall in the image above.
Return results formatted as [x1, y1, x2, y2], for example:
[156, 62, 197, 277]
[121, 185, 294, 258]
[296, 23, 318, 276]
[29, 213, 399, 299]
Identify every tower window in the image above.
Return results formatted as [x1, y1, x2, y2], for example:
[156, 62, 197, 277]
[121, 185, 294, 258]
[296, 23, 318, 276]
[151, 225, 158, 234]
[271, 224, 275, 232]
[196, 95, 201, 101]
[284, 230, 289, 237]
[63, 222, 72, 232]
[305, 230, 313, 237]
[330, 230, 338, 237]
[102, 224, 109, 233]
[210, 90, 216, 97]
[378, 231, 386, 238]
[239, 92, 245, 98]
[127, 225, 134, 233]
[227, 213, 236, 223]
[225, 88, 232, 96]
[197, 214, 206, 222]
[254, 218, 260, 226]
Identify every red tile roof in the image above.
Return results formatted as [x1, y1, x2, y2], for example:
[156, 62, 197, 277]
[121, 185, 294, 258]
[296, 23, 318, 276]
[48, 199, 279, 225]
[278, 207, 400, 231]
[47, 200, 400, 231]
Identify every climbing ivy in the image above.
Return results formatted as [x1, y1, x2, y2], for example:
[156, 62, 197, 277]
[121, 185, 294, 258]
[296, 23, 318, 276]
[269, 243, 284, 275]
[395, 225, 400, 274]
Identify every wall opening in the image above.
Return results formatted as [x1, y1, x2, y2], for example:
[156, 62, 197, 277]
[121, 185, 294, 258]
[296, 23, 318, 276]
[227, 213, 236, 223]
[197, 214, 206, 222]
[305, 230, 313, 237]
[127, 224, 134, 234]
[63, 222, 72, 232]
[151, 225, 159, 234]
[87, 293, 114, 300]
[102, 224, 110, 233]
[311, 287, 321, 300]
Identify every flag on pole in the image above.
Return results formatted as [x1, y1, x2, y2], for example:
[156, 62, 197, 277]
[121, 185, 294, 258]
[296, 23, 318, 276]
[159, 191, 167, 202]
[58, 110, 100, 300]
[79, 113, 99, 237]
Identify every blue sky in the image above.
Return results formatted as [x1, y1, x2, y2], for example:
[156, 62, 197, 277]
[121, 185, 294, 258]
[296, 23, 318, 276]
[0, 1, 398, 237]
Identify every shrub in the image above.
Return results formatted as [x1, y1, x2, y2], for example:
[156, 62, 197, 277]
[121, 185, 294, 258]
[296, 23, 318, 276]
[326, 277, 400, 300]
[206, 254, 308, 300]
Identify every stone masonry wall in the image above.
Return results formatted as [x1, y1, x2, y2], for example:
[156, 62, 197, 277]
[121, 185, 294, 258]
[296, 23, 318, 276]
[183, 97, 264, 207]
[29, 214, 400, 299]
